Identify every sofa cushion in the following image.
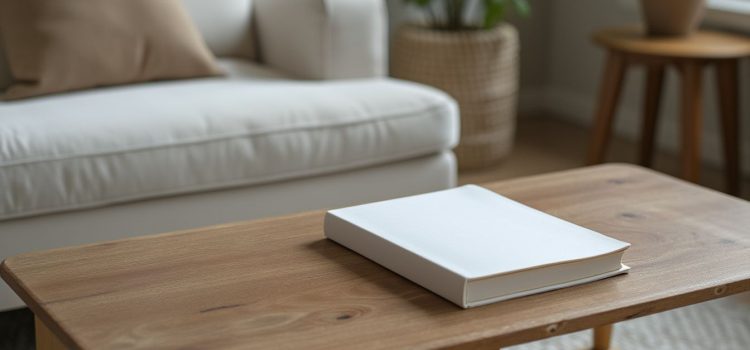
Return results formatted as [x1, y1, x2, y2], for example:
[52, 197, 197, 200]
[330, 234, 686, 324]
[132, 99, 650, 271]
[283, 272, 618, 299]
[0, 59, 458, 220]
[0, 0, 223, 100]
[181, 0, 254, 59]
[0, 0, 254, 93]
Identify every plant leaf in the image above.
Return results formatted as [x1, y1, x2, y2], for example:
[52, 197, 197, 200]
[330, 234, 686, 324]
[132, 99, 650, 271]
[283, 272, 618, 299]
[403, 0, 433, 6]
[483, 0, 506, 29]
[512, 0, 531, 17]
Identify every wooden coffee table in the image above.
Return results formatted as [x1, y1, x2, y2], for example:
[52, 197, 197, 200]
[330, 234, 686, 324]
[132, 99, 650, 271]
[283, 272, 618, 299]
[3, 164, 750, 349]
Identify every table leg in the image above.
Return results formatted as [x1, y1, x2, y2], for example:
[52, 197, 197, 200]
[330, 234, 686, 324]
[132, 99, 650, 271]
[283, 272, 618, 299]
[593, 324, 613, 350]
[679, 60, 704, 183]
[639, 64, 665, 167]
[35, 316, 67, 350]
[587, 51, 627, 165]
[715, 59, 740, 196]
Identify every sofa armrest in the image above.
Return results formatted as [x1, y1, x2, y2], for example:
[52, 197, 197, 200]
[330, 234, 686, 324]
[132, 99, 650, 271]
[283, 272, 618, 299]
[254, 0, 387, 79]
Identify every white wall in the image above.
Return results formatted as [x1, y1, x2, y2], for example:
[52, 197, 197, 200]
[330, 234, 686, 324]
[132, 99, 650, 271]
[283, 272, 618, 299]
[386, 0, 750, 175]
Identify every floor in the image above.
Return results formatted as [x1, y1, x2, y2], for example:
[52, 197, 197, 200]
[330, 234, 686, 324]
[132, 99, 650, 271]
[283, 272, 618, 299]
[459, 116, 750, 200]
[0, 308, 33, 350]
[0, 116, 747, 349]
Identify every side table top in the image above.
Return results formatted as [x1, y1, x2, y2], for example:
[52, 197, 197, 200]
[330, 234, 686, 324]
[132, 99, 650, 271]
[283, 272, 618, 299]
[3, 164, 750, 349]
[593, 26, 750, 59]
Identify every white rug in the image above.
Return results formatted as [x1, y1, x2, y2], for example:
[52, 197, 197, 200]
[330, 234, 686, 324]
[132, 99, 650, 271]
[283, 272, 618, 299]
[507, 296, 750, 350]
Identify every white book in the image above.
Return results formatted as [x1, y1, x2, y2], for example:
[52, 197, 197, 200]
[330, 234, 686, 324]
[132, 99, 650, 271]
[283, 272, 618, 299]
[324, 185, 630, 308]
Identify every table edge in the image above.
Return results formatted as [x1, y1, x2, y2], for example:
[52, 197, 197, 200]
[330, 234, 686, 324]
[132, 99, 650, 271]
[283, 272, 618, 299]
[1, 260, 83, 349]
[2, 163, 748, 349]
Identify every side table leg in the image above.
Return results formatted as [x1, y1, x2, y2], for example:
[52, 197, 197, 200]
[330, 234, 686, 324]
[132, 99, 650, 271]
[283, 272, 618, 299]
[679, 60, 704, 183]
[587, 51, 627, 165]
[593, 324, 613, 350]
[715, 59, 740, 196]
[35, 316, 67, 350]
[639, 64, 665, 167]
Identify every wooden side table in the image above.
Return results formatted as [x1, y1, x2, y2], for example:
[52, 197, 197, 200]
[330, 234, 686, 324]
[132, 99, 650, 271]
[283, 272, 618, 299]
[587, 26, 750, 195]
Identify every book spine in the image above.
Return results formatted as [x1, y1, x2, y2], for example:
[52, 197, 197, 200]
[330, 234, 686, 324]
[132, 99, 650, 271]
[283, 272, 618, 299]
[324, 212, 468, 308]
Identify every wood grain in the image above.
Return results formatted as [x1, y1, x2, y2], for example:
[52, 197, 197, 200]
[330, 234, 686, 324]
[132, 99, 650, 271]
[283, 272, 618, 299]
[679, 60, 704, 183]
[36, 316, 67, 350]
[593, 27, 750, 59]
[3, 164, 750, 349]
[593, 324, 613, 350]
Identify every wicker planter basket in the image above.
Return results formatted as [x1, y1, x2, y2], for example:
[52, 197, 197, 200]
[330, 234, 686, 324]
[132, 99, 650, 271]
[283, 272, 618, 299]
[391, 24, 519, 170]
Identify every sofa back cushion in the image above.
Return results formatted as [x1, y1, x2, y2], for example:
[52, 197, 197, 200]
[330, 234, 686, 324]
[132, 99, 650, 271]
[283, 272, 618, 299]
[0, 0, 254, 93]
[181, 0, 255, 59]
[0, 0, 227, 100]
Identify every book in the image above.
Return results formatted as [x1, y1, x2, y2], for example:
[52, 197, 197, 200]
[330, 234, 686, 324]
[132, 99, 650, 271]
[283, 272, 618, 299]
[324, 185, 630, 308]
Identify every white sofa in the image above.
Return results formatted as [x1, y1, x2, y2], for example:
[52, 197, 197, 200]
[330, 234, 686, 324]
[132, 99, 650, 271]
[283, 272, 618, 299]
[0, 0, 459, 310]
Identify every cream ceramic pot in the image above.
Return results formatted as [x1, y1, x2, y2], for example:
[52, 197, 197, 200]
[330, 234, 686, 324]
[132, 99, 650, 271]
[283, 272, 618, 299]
[639, 0, 706, 36]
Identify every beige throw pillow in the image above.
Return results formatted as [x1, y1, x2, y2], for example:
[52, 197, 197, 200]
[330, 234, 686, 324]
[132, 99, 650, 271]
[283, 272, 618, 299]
[0, 0, 223, 100]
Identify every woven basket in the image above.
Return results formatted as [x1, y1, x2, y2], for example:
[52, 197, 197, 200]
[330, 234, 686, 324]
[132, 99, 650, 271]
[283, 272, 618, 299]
[391, 24, 519, 170]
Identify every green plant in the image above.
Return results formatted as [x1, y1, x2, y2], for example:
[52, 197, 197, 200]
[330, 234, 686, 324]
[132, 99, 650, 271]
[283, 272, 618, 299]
[404, 0, 530, 30]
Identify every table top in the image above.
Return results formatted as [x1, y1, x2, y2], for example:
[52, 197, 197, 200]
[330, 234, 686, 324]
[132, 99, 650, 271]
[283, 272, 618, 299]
[3, 164, 750, 349]
[593, 26, 750, 59]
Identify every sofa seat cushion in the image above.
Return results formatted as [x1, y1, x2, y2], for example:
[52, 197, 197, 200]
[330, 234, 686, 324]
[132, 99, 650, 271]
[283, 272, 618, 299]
[0, 59, 458, 220]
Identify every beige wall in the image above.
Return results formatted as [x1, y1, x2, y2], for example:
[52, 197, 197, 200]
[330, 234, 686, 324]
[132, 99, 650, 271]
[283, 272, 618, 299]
[537, 0, 750, 175]
[386, 0, 750, 175]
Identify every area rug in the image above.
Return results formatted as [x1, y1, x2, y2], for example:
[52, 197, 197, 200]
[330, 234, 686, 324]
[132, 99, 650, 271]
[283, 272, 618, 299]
[508, 296, 750, 350]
